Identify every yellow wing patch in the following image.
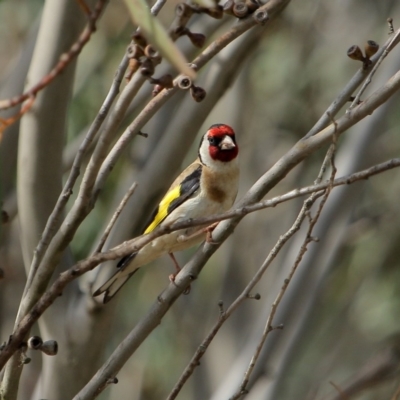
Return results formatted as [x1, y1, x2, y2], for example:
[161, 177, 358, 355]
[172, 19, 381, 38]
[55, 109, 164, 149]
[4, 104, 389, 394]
[144, 185, 181, 234]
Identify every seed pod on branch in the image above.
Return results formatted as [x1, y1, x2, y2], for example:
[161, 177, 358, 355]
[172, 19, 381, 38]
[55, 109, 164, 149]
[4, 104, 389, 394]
[27, 336, 43, 350]
[176, 76, 192, 90]
[190, 85, 207, 102]
[40, 340, 58, 356]
[186, 31, 206, 48]
[253, 9, 269, 24]
[127, 43, 144, 60]
[171, 3, 194, 39]
[347, 45, 365, 62]
[233, 2, 249, 18]
[140, 58, 155, 77]
[131, 31, 147, 48]
[364, 40, 379, 59]
[144, 45, 162, 64]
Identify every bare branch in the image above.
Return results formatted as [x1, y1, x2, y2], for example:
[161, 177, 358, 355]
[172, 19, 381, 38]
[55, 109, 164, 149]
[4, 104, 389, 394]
[92, 182, 137, 254]
[0, 0, 107, 112]
[0, 154, 399, 372]
[230, 132, 338, 399]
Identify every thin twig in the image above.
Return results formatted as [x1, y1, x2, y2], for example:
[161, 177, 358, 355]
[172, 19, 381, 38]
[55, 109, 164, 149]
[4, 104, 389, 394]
[329, 381, 350, 400]
[17, 0, 169, 349]
[0, 96, 35, 140]
[24, 0, 181, 304]
[168, 191, 324, 400]
[22, 55, 129, 296]
[92, 182, 137, 254]
[230, 134, 338, 399]
[0, 0, 107, 111]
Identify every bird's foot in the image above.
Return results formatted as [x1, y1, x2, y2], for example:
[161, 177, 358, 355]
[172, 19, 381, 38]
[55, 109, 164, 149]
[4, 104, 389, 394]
[168, 253, 190, 294]
[169, 273, 191, 294]
[177, 223, 219, 244]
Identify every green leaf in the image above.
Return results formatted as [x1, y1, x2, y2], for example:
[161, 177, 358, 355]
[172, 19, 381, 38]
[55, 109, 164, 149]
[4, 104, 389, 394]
[123, 0, 196, 80]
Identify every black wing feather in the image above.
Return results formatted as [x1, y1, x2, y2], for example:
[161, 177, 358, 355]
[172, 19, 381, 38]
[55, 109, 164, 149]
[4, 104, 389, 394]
[116, 165, 202, 270]
[167, 165, 202, 215]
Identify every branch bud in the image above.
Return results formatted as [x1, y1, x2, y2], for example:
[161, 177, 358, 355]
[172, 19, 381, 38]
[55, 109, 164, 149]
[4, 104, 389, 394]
[387, 17, 394, 34]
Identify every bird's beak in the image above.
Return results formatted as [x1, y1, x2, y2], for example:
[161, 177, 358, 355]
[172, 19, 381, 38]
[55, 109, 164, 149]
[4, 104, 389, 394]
[219, 135, 236, 150]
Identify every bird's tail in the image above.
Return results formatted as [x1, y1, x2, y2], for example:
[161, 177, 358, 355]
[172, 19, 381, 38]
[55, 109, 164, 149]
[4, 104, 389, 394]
[93, 254, 139, 303]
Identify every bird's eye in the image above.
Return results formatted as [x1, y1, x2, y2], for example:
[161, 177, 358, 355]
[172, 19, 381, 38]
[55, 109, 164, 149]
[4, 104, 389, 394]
[208, 137, 218, 146]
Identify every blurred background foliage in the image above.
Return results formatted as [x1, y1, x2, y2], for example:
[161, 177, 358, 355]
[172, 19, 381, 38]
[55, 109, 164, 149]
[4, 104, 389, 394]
[1, 0, 400, 399]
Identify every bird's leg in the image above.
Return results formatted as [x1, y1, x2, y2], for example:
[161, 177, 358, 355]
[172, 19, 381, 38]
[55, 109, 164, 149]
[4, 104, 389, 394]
[168, 253, 190, 294]
[168, 253, 181, 280]
[204, 222, 219, 244]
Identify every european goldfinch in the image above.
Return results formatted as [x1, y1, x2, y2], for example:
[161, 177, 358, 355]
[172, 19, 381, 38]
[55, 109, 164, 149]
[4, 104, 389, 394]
[94, 124, 239, 303]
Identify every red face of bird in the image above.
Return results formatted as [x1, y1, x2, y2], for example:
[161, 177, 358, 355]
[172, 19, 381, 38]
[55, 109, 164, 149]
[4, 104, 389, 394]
[199, 124, 238, 165]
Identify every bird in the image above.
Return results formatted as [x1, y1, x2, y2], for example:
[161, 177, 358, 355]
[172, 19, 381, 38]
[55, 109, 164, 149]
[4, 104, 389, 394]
[93, 123, 239, 303]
